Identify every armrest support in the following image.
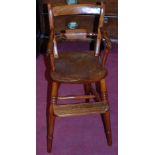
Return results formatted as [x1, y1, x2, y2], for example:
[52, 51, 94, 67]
[100, 28, 112, 65]
[101, 30, 112, 49]
[47, 30, 54, 55]
[47, 30, 56, 71]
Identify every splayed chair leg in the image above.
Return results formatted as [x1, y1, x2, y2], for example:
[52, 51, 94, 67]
[100, 79, 112, 146]
[47, 81, 59, 152]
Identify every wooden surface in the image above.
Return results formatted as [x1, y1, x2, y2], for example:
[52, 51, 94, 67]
[100, 79, 112, 145]
[47, 3, 110, 82]
[52, 4, 101, 16]
[50, 51, 107, 83]
[44, 0, 117, 15]
[47, 81, 58, 152]
[46, 3, 113, 152]
[54, 102, 109, 117]
[56, 29, 89, 41]
[58, 95, 96, 100]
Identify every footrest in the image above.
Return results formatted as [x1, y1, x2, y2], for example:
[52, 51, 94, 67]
[53, 102, 109, 117]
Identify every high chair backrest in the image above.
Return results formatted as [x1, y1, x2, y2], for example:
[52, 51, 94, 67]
[47, 3, 105, 69]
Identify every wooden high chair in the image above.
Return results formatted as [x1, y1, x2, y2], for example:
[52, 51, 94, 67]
[46, 2, 112, 152]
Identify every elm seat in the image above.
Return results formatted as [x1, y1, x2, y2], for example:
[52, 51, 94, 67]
[51, 51, 108, 83]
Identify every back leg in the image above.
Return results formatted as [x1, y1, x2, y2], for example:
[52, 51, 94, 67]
[100, 79, 112, 146]
[47, 81, 59, 152]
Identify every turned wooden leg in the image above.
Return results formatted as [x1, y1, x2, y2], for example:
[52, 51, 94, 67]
[47, 81, 59, 153]
[100, 79, 112, 146]
[83, 84, 91, 102]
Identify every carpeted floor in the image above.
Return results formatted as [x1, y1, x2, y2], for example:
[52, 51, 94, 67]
[36, 42, 118, 155]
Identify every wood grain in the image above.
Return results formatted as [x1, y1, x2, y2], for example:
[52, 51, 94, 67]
[41, 0, 118, 40]
[100, 79, 112, 145]
[47, 81, 59, 152]
[45, 3, 113, 152]
[52, 4, 101, 16]
[54, 102, 109, 117]
[58, 95, 95, 100]
[50, 51, 107, 83]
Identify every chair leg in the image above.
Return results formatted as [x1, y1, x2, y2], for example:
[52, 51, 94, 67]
[100, 79, 112, 146]
[83, 84, 91, 102]
[47, 81, 59, 153]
